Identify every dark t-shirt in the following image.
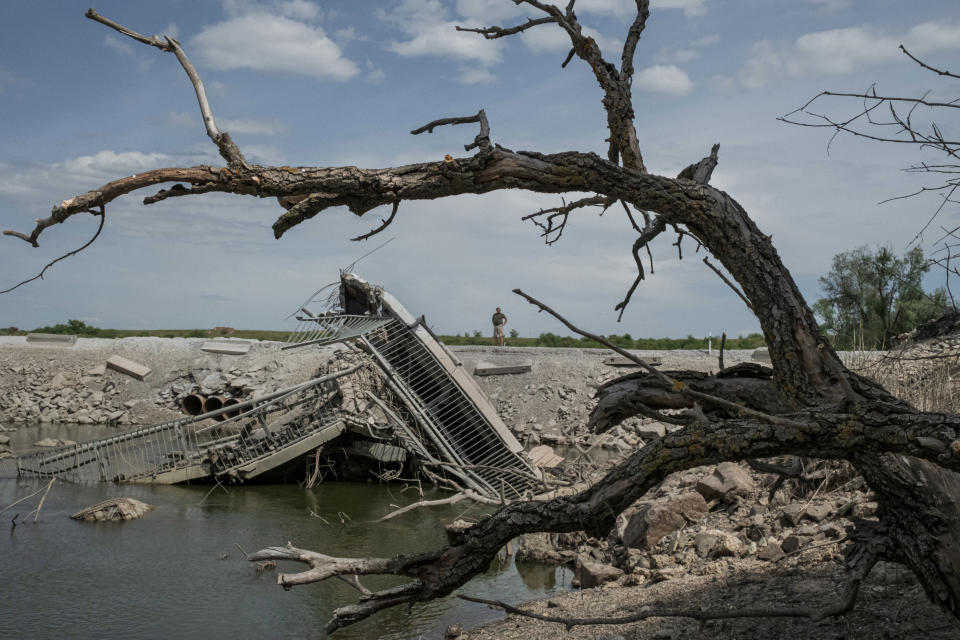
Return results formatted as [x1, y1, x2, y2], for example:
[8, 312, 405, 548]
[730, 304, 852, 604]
[492, 312, 506, 326]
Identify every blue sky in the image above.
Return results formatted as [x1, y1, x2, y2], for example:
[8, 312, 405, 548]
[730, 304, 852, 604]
[1, 0, 958, 338]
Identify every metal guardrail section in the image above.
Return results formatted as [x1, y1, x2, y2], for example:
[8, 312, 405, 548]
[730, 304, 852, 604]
[361, 319, 542, 500]
[283, 313, 391, 350]
[3, 368, 360, 484]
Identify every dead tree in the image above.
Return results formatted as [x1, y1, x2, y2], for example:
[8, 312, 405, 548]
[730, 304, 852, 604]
[6, 4, 960, 634]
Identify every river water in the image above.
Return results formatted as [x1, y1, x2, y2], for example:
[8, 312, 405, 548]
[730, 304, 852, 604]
[1, 424, 572, 639]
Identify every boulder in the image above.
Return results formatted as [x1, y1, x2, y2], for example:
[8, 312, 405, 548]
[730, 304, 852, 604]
[50, 372, 69, 389]
[666, 491, 708, 520]
[804, 503, 832, 522]
[637, 421, 666, 440]
[758, 543, 785, 562]
[622, 504, 686, 549]
[780, 534, 810, 554]
[695, 462, 755, 502]
[575, 557, 624, 588]
[516, 532, 565, 564]
[694, 529, 743, 558]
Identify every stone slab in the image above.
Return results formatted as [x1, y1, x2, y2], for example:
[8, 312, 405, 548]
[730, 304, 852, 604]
[602, 356, 662, 367]
[473, 362, 532, 376]
[26, 333, 76, 346]
[528, 444, 564, 468]
[106, 355, 151, 380]
[201, 341, 251, 355]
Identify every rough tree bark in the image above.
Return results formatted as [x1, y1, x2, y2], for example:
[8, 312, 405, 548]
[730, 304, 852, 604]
[6, 4, 960, 633]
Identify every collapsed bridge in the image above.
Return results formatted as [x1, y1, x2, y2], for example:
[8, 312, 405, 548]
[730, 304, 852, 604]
[4, 274, 542, 501]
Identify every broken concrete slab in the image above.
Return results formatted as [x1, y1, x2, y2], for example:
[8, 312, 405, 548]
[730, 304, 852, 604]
[71, 497, 153, 522]
[26, 333, 76, 346]
[528, 444, 564, 468]
[106, 355, 151, 380]
[602, 355, 662, 367]
[473, 362, 533, 376]
[34, 438, 77, 448]
[201, 341, 251, 355]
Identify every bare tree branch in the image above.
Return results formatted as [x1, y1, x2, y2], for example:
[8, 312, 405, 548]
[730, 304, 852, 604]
[410, 109, 492, 152]
[351, 201, 400, 242]
[1, 207, 105, 294]
[900, 45, 960, 80]
[703, 256, 755, 312]
[455, 16, 557, 39]
[522, 195, 611, 244]
[85, 9, 247, 167]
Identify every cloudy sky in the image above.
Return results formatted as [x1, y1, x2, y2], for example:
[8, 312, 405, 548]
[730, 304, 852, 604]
[1, 0, 958, 339]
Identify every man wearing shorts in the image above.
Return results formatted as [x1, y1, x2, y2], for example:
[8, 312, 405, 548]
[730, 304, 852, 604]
[492, 307, 507, 347]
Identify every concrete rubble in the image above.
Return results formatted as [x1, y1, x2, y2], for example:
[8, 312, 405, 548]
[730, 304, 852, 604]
[71, 497, 153, 521]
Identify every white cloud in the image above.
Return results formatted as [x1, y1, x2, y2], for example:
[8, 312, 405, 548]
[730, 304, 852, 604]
[163, 22, 180, 40]
[276, 0, 321, 21]
[0, 150, 173, 200]
[458, 67, 495, 84]
[634, 64, 693, 95]
[804, 0, 853, 10]
[740, 22, 960, 87]
[520, 23, 621, 57]
[651, 0, 708, 17]
[0, 68, 27, 96]
[657, 33, 720, 64]
[390, 21, 503, 63]
[161, 111, 198, 130]
[161, 111, 288, 135]
[381, 0, 502, 64]
[103, 35, 135, 57]
[192, 13, 359, 80]
[220, 117, 288, 136]
[565, 0, 708, 18]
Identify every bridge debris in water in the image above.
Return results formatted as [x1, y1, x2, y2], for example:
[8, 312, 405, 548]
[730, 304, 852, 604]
[5, 274, 543, 502]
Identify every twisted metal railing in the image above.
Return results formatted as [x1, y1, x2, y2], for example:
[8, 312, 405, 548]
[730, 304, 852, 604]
[2, 366, 361, 484]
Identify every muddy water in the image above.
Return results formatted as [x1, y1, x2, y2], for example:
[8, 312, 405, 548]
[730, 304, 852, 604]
[1, 425, 572, 639]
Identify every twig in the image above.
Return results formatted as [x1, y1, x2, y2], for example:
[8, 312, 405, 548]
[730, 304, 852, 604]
[26, 478, 56, 522]
[351, 201, 400, 242]
[1, 207, 105, 292]
[899, 45, 960, 80]
[198, 480, 228, 505]
[703, 256, 754, 312]
[0, 480, 54, 516]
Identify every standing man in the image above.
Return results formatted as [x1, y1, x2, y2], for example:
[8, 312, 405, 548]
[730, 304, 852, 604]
[492, 307, 507, 347]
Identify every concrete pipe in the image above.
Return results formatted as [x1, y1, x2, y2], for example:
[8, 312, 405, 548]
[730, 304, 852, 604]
[181, 394, 205, 416]
[222, 397, 241, 420]
[204, 395, 224, 420]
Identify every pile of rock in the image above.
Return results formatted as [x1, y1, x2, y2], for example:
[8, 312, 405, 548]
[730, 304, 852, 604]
[515, 459, 870, 591]
[0, 364, 134, 425]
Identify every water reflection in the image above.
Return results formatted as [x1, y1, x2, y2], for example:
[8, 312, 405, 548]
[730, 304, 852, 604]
[1, 424, 575, 639]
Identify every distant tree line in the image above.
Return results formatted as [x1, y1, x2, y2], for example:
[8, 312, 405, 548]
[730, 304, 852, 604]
[439, 331, 766, 350]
